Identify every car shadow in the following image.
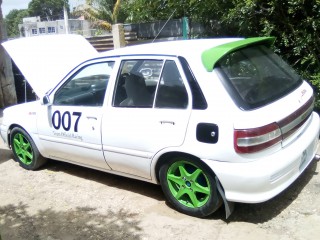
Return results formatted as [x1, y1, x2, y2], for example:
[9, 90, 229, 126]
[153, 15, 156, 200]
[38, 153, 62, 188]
[0, 148, 13, 165]
[0, 202, 143, 240]
[43, 160, 165, 201]
[209, 158, 319, 222]
[40, 157, 318, 222]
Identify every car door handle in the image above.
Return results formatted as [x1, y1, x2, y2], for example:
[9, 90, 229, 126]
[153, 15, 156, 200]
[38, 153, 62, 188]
[87, 116, 98, 120]
[160, 121, 175, 125]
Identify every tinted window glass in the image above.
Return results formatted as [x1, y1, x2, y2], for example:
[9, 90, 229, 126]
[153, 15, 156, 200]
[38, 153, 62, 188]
[217, 45, 302, 109]
[178, 57, 207, 109]
[54, 62, 114, 106]
[155, 61, 188, 109]
[113, 59, 189, 109]
[114, 60, 162, 107]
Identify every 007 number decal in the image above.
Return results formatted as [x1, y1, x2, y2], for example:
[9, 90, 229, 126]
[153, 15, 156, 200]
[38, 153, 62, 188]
[52, 111, 82, 132]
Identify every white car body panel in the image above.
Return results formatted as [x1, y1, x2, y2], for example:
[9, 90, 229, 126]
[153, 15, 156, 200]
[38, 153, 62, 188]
[0, 101, 39, 136]
[203, 112, 319, 202]
[2, 34, 98, 96]
[102, 106, 192, 179]
[37, 104, 111, 170]
[101, 56, 193, 179]
[1, 35, 319, 207]
[232, 81, 314, 129]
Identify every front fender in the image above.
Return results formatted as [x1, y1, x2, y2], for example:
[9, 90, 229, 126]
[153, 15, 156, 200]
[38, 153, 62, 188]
[2, 101, 41, 146]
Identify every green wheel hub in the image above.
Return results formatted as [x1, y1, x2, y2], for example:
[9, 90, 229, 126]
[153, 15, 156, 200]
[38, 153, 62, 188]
[166, 161, 211, 208]
[13, 133, 33, 165]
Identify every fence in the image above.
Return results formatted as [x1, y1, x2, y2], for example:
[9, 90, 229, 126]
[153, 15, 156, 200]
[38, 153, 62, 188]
[86, 18, 206, 52]
[13, 18, 206, 102]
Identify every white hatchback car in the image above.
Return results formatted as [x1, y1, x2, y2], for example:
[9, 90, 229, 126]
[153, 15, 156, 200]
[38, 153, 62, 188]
[1, 35, 319, 218]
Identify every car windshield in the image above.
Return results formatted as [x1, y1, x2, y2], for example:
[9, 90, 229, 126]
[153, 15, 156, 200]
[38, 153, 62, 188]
[216, 45, 302, 109]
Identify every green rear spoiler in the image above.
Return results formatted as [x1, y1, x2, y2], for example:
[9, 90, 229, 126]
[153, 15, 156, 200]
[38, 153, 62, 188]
[201, 37, 276, 72]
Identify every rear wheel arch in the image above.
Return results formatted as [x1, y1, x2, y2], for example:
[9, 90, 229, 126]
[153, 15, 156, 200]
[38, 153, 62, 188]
[155, 152, 219, 183]
[156, 152, 223, 217]
[155, 152, 196, 183]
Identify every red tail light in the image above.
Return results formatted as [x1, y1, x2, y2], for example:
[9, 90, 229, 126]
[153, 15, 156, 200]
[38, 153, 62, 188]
[234, 123, 282, 153]
[234, 97, 314, 154]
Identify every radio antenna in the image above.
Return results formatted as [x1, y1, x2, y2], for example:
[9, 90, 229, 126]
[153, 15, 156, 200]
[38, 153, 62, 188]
[152, 9, 177, 43]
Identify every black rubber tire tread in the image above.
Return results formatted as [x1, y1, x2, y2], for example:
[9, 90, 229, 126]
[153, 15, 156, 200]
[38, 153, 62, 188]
[10, 127, 47, 170]
[159, 156, 222, 218]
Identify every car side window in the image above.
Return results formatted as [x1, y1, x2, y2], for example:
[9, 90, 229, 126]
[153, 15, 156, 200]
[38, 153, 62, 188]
[155, 60, 188, 109]
[113, 59, 188, 109]
[54, 62, 114, 106]
[113, 60, 162, 107]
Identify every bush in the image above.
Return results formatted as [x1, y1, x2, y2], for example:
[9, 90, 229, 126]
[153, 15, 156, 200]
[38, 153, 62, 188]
[310, 74, 320, 113]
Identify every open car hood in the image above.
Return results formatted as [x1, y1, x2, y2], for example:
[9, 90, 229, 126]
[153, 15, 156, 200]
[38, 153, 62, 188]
[2, 34, 98, 97]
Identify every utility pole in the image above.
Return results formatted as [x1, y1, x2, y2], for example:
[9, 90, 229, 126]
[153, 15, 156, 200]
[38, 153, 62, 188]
[63, 3, 69, 34]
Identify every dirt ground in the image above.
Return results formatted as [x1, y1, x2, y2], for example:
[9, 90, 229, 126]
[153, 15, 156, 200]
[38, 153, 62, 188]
[0, 113, 320, 240]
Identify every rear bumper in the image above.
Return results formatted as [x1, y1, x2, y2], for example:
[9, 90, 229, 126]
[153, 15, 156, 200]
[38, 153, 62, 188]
[203, 112, 320, 203]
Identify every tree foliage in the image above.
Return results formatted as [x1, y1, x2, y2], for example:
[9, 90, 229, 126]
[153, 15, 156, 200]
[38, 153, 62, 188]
[124, 0, 320, 111]
[222, 0, 320, 110]
[124, 0, 227, 24]
[73, 0, 125, 30]
[4, 9, 29, 38]
[93, 0, 127, 25]
[28, 0, 69, 21]
[4, 0, 70, 37]
[2, 0, 320, 110]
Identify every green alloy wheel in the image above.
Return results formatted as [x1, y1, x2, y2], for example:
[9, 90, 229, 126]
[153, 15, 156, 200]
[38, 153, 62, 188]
[13, 132, 33, 165]
[11, 127, 47, 170]
[159, 156, 222, 217]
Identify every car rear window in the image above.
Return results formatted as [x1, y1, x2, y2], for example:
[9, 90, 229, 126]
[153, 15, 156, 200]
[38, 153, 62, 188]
[216, 45, 303, 110]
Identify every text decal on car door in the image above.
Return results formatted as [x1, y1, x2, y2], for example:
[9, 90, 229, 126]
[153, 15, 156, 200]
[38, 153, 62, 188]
[52, 111, 82, 132]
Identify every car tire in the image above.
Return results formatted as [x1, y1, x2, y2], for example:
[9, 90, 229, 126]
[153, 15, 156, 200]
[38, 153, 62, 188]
[159, 156, 222, 217]
[10, 127, 47, 170]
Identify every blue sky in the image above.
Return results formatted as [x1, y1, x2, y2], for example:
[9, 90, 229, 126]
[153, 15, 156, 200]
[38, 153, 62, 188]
[2, 0, 85, 17]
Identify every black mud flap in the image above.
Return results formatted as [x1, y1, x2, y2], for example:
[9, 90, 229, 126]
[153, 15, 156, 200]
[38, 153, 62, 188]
[215, 176, 234, 219]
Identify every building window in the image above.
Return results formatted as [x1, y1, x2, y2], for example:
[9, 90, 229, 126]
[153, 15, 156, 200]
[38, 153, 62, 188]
[48, 27, 56, 33]
[31, 29, 38, 35]
[39, 27, 45, 34]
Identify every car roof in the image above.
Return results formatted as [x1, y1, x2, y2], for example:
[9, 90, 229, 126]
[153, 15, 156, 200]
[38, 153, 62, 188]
[3, 35, 275, 97]
[98, 37, 275, 72]
[100, 39, 241, 57]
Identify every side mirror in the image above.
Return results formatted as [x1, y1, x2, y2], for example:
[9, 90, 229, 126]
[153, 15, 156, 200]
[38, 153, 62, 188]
[41, 95, 51, 106]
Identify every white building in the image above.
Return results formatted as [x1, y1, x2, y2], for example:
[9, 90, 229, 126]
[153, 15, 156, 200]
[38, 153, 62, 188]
[19, 17, 93, 37]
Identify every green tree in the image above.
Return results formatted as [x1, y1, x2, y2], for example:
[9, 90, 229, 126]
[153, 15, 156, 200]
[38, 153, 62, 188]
[124, 0, 320, 111]
[73, 0, 126, 30]
[4, 9, 29, 38]
[123, 0, 228, 24]
[28, 0, 69, 21]
[124, 0, 170, 22]
[122, 0, 234, 39]
[222, 0, 320, 110]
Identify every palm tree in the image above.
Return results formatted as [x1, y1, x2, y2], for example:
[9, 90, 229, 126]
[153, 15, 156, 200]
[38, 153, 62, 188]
[73, 0, 123, 31]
